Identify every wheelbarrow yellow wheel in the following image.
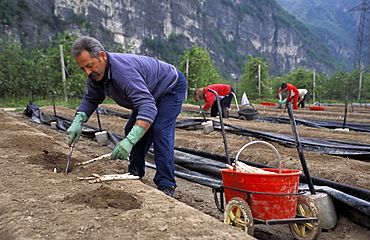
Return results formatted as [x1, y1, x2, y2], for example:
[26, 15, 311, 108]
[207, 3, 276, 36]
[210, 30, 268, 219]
[289, 194, 322, 240]
[224, 197, 254, 236]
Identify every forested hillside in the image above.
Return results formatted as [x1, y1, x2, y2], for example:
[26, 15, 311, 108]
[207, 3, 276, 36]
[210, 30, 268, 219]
[276, 0, 360, 71]
[0, 0, 339, 77]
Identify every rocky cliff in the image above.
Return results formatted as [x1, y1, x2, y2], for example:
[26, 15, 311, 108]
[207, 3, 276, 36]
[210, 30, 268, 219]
[2, 0, 336, 77]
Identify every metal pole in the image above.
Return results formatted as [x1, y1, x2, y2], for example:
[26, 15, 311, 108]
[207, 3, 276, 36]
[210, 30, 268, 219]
[52, 95, 57, 118]
[343, 93, 348, 129]
[96, 107, 102, 131]
[287, 103, 316, 194]
[258, 64, 261, 98]
[59, 45, 68, 102]
[195, 94, 207, 122]
[207, 89, 231, 165]
[312, 69, 316, 103]
[358, 71, 362, 101]
[185, 58, 189, 100]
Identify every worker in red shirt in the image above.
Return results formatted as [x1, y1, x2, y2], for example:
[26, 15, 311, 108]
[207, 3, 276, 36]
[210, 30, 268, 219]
[278, 82, 299, 110]
[193, 84, 234, 118]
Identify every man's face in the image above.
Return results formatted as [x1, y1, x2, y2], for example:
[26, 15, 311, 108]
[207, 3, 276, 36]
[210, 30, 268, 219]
[198, 93, 205, 100]
[75, 50, 107, 81]
[196, 89, 205, 101]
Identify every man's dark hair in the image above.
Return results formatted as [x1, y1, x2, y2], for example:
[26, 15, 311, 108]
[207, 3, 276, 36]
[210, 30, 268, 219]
[192, 88, 205, 101]
[281, 82, 288, 89]
[192, 90, 199, 101]
[71, 36, 105, 59]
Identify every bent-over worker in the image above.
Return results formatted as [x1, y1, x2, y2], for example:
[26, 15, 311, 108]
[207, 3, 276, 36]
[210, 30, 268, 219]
[193, 84, 234, 118]
[278, 82, 299, 110]
[67, 36, 187, 197]
[298, 89, 308, 108]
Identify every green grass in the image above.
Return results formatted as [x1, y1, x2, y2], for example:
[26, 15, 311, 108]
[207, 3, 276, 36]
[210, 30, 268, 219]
[1, 96, 347, 113]
[0, 97, 117, 111]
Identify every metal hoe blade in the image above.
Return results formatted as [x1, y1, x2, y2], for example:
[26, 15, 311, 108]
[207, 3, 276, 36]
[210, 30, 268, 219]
[65, 141, 75, 173]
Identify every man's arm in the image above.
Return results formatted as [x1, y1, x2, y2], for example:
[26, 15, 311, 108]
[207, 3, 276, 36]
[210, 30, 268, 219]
[135, 119, 151, 131]
[110, 121, 149, 160]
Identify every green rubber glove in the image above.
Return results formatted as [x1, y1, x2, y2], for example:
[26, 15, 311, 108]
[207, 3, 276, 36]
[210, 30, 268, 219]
[67, 112, 88, 145]
[282, 98, 287, 104]
[111, 125, 146, 160]
[278, 99, 283, 104]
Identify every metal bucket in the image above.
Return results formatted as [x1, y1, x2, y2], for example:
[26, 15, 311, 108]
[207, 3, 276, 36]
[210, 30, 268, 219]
[221, 168, 301, 220]
[221, 140, 301, 220]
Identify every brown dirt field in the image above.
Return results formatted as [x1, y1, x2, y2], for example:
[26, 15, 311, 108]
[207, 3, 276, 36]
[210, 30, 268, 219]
[1, 102, 369, 240]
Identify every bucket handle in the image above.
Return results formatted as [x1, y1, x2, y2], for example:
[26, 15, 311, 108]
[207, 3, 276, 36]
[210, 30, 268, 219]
[239, 104, 255, 111]
[234, 140, 283, 173]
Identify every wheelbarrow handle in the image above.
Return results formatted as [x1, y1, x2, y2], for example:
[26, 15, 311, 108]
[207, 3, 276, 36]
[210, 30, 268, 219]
[207, 88, 231, 165]
[212, 187, 225, 212]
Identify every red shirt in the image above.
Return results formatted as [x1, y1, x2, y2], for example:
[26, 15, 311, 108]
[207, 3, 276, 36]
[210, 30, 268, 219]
[202, 84, 232, 110]
[278, 84, 299, 102]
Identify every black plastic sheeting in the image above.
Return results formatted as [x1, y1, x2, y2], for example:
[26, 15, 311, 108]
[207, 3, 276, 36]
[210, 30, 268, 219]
[176, 119, 370, 161]
[24, 104, 370, 191]
[23, 104, 370, 228]
[262, 117, 370, 133]
[181, 109, 370, 133]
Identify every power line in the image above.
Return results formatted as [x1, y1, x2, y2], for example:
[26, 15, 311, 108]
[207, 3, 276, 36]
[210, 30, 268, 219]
[350, 0, 370, 70]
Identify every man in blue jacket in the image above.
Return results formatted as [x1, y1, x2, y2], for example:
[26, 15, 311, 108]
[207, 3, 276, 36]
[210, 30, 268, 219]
[67, 36, 187, 197]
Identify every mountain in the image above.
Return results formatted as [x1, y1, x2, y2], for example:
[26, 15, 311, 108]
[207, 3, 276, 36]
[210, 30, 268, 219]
[276, 0, 361, 71]
[0, 0, 340, 78]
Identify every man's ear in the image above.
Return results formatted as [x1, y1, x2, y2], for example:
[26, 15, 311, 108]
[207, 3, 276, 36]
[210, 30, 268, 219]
[100, 51, 107, 61]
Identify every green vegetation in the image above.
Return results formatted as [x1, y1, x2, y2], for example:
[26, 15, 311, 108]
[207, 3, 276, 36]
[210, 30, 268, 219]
[143, 34, 185, 65]
[0, 0, 29, 25]
[239, 55, 270, 99]
[0, 31, 369, 111]
[0, 1, 368, 110]
[178, 45, 224, 99]
[0, 31, 134, 108]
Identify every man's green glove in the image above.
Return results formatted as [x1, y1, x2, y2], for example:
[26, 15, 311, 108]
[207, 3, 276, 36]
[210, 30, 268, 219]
[278, 99, 283, 104]
[282, 98, 287, 104]
[111, 125, 146, 160]
[67, 112, 88, 145]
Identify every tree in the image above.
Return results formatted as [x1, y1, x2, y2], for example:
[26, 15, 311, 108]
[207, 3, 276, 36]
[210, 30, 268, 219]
[178, 45, 223, 99]
[40, 32, 85, 99]
[0, 37, 28, 102]
[239, 55, 270, 99]
[323, 69, 367, 102]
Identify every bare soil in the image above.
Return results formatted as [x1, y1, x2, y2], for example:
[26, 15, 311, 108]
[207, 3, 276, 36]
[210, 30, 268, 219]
[1, 102, 369, 240]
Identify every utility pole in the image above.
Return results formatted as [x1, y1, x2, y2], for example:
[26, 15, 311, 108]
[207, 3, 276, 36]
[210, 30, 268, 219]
[185, 58, 189, 100]
[59, 45, 68, 102]
[350, 1, 370, 70]
[358, 71, 363, 100]
[258, 64, 261, 98]
[312, 69, 316, 103]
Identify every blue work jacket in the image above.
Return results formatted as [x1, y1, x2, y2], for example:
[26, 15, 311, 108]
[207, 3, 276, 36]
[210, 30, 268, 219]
[77, 52, 178, 124]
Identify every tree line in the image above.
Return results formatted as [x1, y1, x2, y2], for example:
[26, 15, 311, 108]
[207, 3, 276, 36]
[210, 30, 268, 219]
[0, 32, 368, 105]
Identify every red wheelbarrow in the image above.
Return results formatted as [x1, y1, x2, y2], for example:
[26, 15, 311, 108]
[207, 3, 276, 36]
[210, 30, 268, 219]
[213, 141, 322, 240]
